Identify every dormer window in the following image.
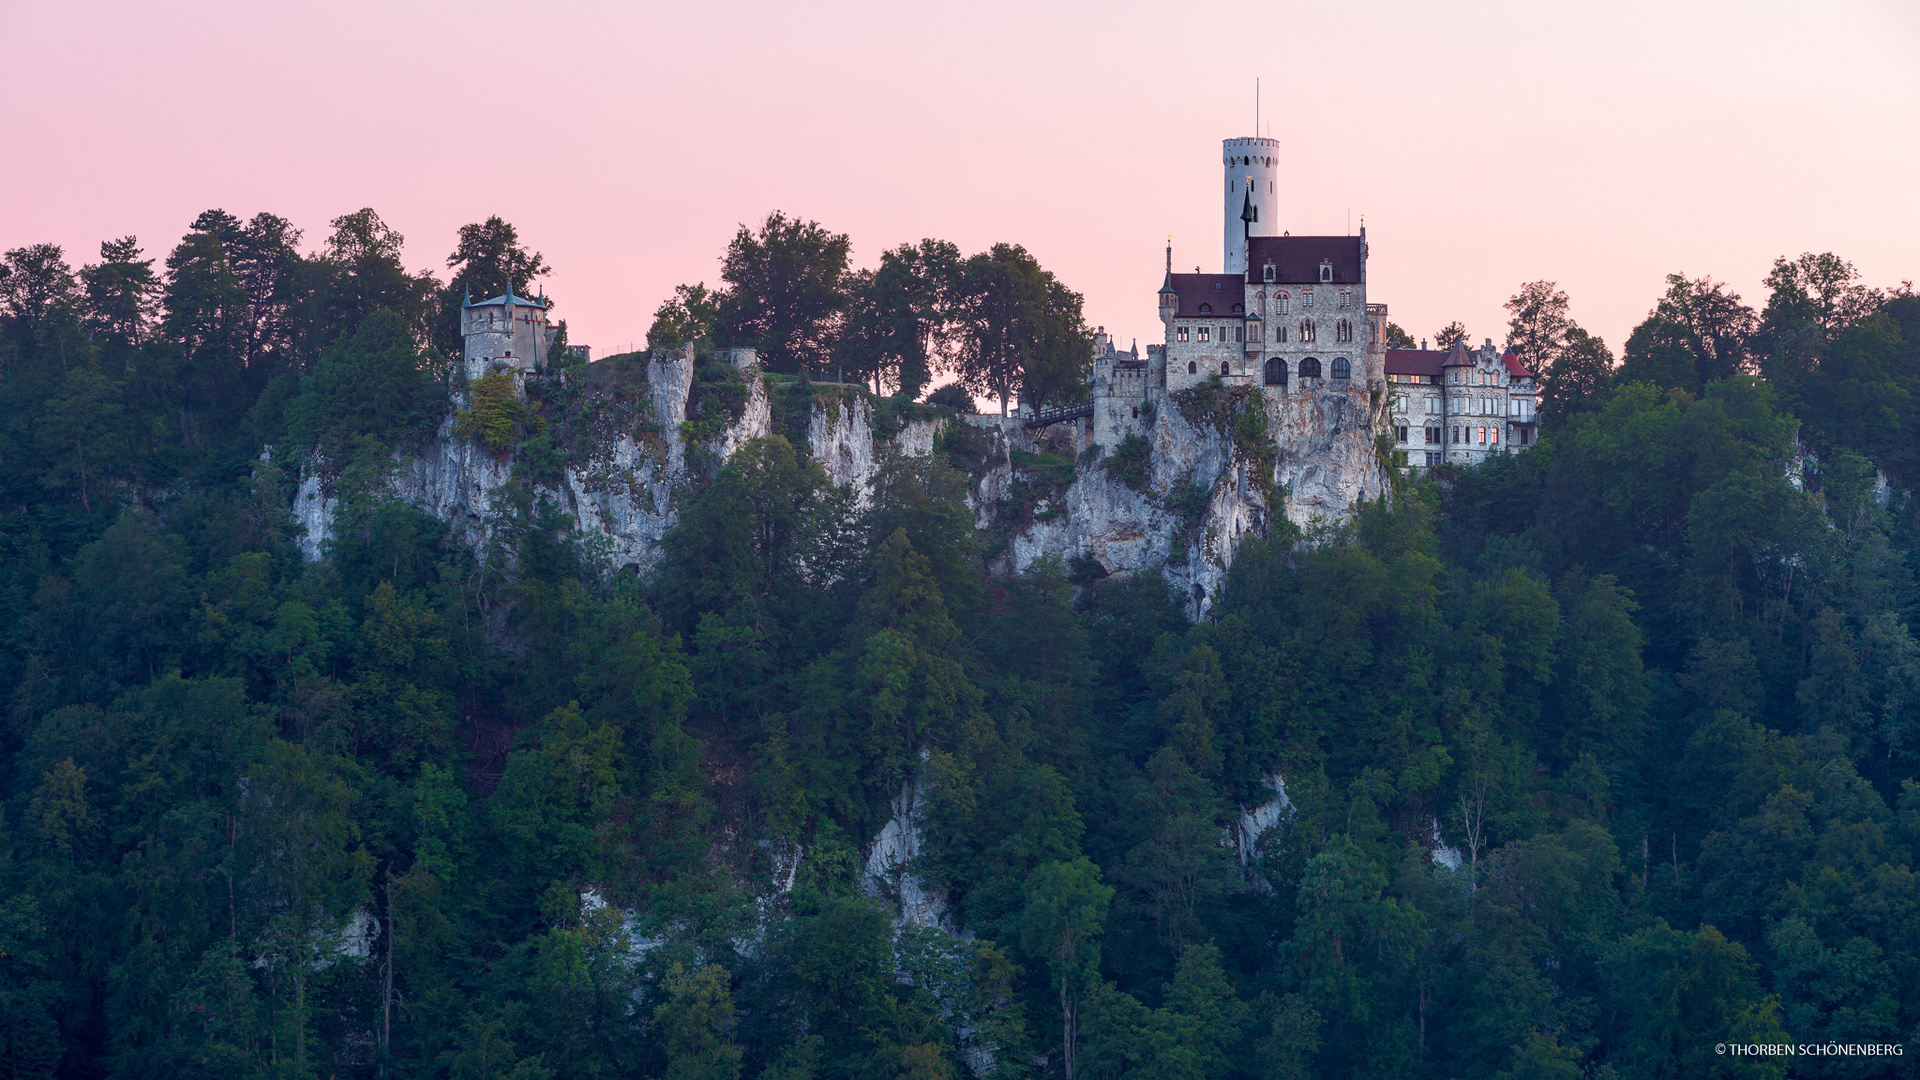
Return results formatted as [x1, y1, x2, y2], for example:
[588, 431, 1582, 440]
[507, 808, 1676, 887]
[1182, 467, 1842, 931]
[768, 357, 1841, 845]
[1262, 262, 1276, 283]
[1231, 303, 1244, 314]
[1319, 260, 1333, 283]
[1198, 303, 1212, 314]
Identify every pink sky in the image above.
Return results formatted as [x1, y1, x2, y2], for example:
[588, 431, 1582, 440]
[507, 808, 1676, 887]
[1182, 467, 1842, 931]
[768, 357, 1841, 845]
[8, 0, 1918, 372]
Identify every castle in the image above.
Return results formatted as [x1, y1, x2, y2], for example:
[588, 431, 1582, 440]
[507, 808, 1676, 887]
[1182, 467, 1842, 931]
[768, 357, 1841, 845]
[459, 283, 556, 383]
[1082, 135, 1539, 472]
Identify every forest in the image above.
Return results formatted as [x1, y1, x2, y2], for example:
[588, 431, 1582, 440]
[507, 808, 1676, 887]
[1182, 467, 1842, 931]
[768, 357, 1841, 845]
[1, 206, 1918, 1080]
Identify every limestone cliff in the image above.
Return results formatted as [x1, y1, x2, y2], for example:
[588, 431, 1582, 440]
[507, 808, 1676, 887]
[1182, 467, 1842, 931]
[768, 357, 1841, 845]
[291, 351, 1387, 616]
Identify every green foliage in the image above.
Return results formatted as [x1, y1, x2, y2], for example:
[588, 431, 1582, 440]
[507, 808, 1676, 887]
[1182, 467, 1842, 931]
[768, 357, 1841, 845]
[715, 212, 851, 375]
[925, 382, 975, 412]
[288, 307, 448, 464]
[455, 370, 542, 454]
[1103, 433, 1152, 492]
[10, 217, 1920, 1080]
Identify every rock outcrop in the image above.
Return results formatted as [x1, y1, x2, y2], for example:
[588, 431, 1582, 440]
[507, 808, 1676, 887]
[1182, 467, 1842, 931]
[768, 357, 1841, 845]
[292, 350, 1386, 615]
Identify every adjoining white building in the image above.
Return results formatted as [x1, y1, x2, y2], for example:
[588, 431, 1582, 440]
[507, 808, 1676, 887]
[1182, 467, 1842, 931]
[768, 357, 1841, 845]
[1385, 341, 1539, 468]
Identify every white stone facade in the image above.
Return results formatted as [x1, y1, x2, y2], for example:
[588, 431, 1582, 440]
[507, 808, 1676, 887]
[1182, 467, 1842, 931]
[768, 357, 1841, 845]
[1384, 338, 1540, 469]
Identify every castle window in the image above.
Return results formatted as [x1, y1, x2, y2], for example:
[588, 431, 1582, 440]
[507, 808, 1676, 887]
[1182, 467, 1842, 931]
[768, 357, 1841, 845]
[1319, 262, 1333, 283]
[1199, 303, 1212, 314]
[1221, 361, 1231, 376]
[1277, 325, 1288, 343]
[1219, 327, 1228, 343]
[1397, 425, 1409, 443]
[1262, 263, 1276, 282]
[1299, 357, 1321, 379]
[1331, 356, 1350, 380]
[1264, 357, 1285, 385]
[1339, 290, 1351, 307]
[1300, 320, 1316, 343]
[1177, 326, 1189, 342]
[1278, 293, 1290, 315]
[1335, 319, 1352, 343]
[1188, 361, 1198, 374]
[1198, 327, 1211, 342]
[1235, 325, 1243, 343]
[1491, 426, 1500, 445]
[1232, 303, 1244, 314]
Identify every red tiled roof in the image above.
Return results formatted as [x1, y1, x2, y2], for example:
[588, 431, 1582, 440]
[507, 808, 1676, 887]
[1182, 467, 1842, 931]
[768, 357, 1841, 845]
[1245, 235, 1365, 284]
[1442, 341, 1475, 367]
[1503, 350, 1534, 379]
[1384, 349, 1446, 376]
[1167, 273, 1246, 318]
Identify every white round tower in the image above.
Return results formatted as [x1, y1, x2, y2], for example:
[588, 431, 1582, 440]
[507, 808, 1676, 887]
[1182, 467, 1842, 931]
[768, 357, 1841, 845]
[1222, 136, 1281, 275]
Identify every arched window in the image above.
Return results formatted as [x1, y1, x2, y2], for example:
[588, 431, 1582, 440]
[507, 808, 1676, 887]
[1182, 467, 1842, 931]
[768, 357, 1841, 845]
[1262, 262, 1276, 283]
[1300, 320, 1316, 343]
[1199, 303, 1212, 314]
[1221, 361, 1231, 376]
[1188, 361, 1197, 374]
[1264, 357, 1285, 385]
[1319, 261, 1333, 283]
[1299, 357, 1322, 379]
[1336, 319, 1352, 343]
[1278, 293, 1290, 315]
[1331, 356, 1351, 380]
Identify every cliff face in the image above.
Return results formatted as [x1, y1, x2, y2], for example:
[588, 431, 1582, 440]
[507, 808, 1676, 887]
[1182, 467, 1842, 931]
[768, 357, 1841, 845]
[293, 351, 1386, 612]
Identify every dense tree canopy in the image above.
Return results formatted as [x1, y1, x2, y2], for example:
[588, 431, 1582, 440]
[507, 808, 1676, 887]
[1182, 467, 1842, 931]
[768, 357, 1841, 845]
[0, 211, 1917, 1080]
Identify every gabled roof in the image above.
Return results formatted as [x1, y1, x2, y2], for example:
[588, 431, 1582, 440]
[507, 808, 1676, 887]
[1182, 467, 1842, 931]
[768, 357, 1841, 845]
[1245, 235, 1364, 284]
[1384, 349, 1447, 377]
[1503, 351, 1534, 379]
[1167, 273, 1246, 318]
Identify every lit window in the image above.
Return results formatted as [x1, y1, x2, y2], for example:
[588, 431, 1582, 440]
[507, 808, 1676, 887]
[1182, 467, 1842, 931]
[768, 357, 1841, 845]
[1199, 327, 1210, 342]
[1177, 326, 1189, 342]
